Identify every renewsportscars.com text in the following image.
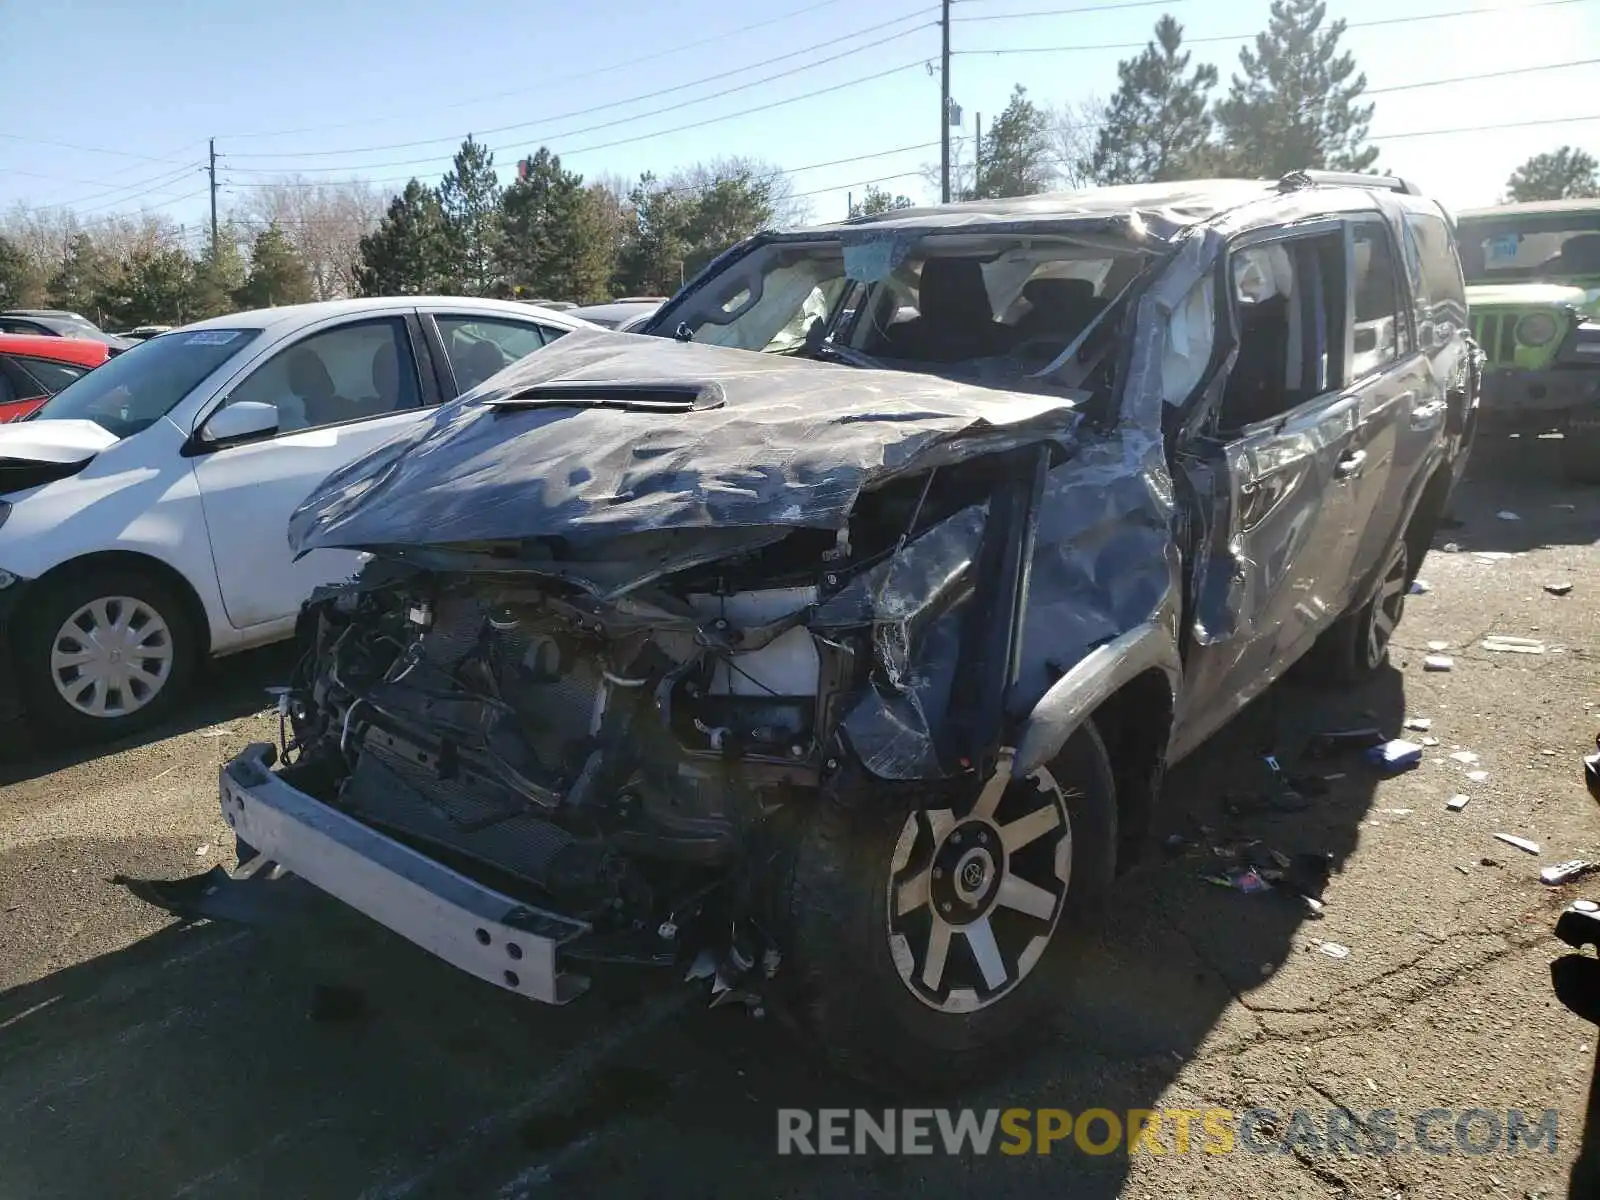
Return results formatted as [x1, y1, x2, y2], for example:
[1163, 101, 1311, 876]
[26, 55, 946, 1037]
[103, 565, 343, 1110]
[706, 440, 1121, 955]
[776, 1107, 1559, 1158]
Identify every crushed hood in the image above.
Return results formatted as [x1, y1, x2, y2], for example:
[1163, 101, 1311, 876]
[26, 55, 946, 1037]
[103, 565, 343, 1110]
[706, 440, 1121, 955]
[289, 329, 1084, 558]
[0, 418, 118, 466]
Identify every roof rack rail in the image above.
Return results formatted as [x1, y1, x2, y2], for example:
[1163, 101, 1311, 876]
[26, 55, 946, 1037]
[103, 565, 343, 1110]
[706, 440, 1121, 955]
[1277, 169, 1422, 196]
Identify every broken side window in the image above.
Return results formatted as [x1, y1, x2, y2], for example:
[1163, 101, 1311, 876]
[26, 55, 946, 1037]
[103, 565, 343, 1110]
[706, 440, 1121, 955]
[1216, 231, 1346, 434]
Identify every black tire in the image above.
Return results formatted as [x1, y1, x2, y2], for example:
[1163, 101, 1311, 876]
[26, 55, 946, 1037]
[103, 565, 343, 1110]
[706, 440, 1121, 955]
[15, 567, 197, 744]
[779, 720, 1118, 1093]
[1306, 537, 1409, 685]
[1560, 423, 1600, 485]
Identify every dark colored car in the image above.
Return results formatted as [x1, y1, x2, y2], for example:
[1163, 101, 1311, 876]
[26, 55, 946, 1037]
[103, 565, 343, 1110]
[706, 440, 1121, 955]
[0, 309, 136, 354]
[566, 299, 667, 332]
[1456, 199, 1600, 482]
[0, 333, 111, 422]
[211, 171, 1477, 1088]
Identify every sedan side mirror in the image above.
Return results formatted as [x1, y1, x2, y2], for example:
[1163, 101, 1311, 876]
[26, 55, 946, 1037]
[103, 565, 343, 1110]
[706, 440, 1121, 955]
[202, 400, 279, 445]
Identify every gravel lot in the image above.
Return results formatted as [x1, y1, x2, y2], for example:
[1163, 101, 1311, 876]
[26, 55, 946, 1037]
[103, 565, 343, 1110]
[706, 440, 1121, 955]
[2, 433, 1597, 1200]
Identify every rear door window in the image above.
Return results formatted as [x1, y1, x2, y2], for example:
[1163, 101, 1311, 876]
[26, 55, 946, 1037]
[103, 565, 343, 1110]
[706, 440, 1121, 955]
[1350, 221, 1407, 378]
[435, 316, 551, 394]
[15, 355, 91, 393]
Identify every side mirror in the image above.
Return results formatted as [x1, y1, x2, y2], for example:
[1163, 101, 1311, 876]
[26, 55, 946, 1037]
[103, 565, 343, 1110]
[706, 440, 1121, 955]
[202, 400, 279, 445]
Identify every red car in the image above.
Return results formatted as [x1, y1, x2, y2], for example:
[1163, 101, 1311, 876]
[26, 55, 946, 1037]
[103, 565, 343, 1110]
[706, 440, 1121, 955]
[0, 333, 111, 422]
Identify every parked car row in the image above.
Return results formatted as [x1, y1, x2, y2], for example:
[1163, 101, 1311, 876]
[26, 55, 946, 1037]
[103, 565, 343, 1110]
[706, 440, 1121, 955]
[0, 333, 110, 422]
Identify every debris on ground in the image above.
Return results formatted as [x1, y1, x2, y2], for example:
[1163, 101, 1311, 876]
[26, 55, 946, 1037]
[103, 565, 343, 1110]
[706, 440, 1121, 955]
[1404, 717, 1433, 731]
[1587, 749, 1600, 803]
[1467, 770, 1489, 783]
[1447, 794, 1471, 812]
[1442, 542, 1461, 552]
[1481, 857, 1502, 868]
[1427, 640, 1451, 652]
[1542, 861, 1600, 886]
[1424, 655, 1455, 671]
[195, 844, 210, 857]
[1204, 866, 1272, 894]
[1163, 832, 1193, 856]
[1317, 942, 1351, 959]
[1455, 864, 1472, 875]
[1450, 751, 1481, 765]
[1545, 582, 1574, 596]
[1410, 580, 1431, 594]
[1367, 740, 1423, 774]
[1494, 833, 1541, 855]
[1421, 736, 1441, 747]
[1482, 635, 1546, 655]
[1497, 510, 1522, 521]
[1305, 728, 1385, 758]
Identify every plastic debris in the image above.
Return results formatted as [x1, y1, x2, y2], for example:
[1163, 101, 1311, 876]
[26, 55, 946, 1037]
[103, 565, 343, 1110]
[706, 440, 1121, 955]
[195, 844, 210, 857]
[1542, 861, 1600, 886]
[1404, 717, 1432, 731]
[1367, 740, 1423, 774]
[1494, 833, 1541, 855]
[1424, 655, 1454, 671]
[1554, 503, 1578, 512]
[1318, 942, 1351, 959]
[1447, 794, 1471, 811]
[1409, 579, 1431, 594]
[1497, 510, 1521, 521]
[1455, 865, 1471, 875]
[1204, 866, 1272, 894]
[1427, 640, 1451, 652]
[1546, 582, 1574, 596]
[1442, 542, 1461, 552]
[1306, 728, 1385, 758]
[1421, 736, 1440, 747]
[1467, 770, 1489, 783]
[1449, 751, 1481, 765]
[1482, 635, 1546, 654]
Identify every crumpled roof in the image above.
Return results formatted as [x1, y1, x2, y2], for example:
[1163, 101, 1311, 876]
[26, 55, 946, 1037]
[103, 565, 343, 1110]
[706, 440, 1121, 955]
[288, 329, 1083, 555]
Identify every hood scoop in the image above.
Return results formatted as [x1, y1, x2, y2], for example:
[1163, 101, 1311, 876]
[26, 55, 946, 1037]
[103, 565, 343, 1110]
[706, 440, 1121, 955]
[487, 379, 726, 414]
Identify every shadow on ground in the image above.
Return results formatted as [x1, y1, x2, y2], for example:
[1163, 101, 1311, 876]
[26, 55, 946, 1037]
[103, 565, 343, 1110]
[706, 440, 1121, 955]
[0, 641, 299, 786]
[0, 661, 1404, 1200]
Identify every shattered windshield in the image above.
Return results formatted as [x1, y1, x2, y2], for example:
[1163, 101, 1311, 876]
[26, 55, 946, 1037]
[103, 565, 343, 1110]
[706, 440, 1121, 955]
[1457, 211, 1600, 284]
[661, 231, 1152, 390]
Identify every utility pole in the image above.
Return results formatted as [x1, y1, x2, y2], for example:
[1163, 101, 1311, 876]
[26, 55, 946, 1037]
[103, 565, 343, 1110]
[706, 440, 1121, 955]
[974, 112, 983, 195]
[940, 0, 951, 203]
[208, 138, 219, 260]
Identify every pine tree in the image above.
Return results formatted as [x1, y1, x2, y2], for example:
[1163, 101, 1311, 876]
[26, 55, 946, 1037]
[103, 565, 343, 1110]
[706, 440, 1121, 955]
[234, 224, 314, 309]
[0, 234, 35, 308]
[849, 185, 914, 217]
[187, 225, 248, 319]
[1092, 16, 1219, 185]
[499, 147, 612, 303]
[970, 86, 1056, 200]
[615, 175, 692, 296]
[1214, 0, 1377, 177]
[1504, 147, 1600, 203]
[46, 232, 114, 319]
[438, 135, 504, 296]
[98, 247, 195, 327]
[355, 180, 456, 296]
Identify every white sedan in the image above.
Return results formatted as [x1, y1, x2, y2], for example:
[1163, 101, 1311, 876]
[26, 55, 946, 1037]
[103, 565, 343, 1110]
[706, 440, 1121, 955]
[0, 296, 590, 742]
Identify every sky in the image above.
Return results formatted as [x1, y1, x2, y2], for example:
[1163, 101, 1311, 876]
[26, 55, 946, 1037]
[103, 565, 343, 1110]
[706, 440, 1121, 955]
[3, 0, 1598, 245]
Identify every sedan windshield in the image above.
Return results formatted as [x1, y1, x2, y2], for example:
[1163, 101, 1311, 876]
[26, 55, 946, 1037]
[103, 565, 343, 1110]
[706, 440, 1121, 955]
[31, 327, 261, 438]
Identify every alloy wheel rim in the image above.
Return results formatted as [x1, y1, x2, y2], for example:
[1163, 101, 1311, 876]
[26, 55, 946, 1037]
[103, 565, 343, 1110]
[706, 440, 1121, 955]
[1366, 543, 1409, 669]
[886, 756, 1073, 1014]
[49, 596, 174, 718]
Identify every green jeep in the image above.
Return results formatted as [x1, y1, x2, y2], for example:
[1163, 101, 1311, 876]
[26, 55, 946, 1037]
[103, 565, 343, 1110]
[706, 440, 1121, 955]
[1457, 199, 1600, 482]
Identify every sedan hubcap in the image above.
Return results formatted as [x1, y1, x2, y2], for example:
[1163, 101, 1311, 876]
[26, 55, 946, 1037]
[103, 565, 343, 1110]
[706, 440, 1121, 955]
[1366, 543, 1409, 669]
[887, 753, 1072, 1014]
[49, 596, 174, 718]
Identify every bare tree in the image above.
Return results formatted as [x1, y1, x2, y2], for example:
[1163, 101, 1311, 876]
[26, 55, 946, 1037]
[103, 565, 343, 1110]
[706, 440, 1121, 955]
[1051, 96, 1105, 189]
[231, 176, 385, 300]
[0, 202, 78, 283]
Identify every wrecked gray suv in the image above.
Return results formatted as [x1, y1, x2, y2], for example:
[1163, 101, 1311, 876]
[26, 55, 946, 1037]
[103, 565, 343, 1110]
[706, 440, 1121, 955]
[215, 172, 1477, 1088]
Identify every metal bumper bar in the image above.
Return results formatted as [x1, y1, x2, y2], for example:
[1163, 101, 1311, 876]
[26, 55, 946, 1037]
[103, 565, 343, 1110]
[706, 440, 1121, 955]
[219, 743, 591, 1004]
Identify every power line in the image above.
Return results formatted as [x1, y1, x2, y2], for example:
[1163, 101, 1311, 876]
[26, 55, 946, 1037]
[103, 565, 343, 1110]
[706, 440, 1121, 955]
[953, 0, 1183, 20]
[1366, 56, 1600, 96]
[0, 132, 198, 164]
[954, 0, 1598, 53]
[1371, 112, 1600, 141]
[224, 13, 936, 165]
[220, 0, 861, 140]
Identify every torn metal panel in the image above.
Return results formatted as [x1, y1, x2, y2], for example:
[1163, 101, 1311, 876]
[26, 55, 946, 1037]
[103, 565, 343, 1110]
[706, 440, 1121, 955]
[288, 330, 1082, 576]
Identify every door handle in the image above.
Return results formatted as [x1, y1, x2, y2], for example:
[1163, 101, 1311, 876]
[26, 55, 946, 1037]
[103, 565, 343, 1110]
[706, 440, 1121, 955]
[1334, 450, 1367, 479]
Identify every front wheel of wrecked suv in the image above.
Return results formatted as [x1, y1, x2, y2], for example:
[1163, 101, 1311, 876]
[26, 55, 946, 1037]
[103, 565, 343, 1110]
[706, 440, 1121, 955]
[779, 720, 1118, 1092]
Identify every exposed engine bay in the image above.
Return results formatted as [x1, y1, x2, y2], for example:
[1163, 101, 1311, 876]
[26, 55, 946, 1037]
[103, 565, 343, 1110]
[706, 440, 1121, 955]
[274, 445, 1061, 998]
